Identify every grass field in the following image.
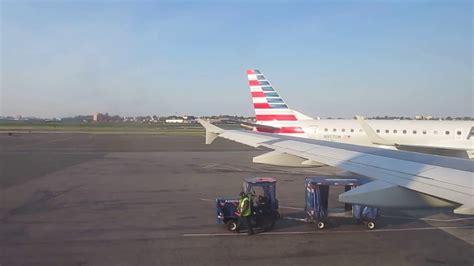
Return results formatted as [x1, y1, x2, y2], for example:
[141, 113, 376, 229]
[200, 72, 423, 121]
[0, 121, 240, 135]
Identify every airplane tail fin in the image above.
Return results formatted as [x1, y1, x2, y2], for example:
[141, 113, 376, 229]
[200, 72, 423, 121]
[247, 69, 314, 123]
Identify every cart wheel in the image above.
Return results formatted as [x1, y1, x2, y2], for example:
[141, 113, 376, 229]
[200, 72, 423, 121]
[317, 221, 325, 230]
[226, 220, 238, 232]
[367, 221, 376, 230]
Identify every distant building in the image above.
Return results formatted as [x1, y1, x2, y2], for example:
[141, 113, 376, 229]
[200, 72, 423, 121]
[93, 112, 122, 122]
[415, 115, 433, 120]
[93, 112, 106, 122]
[164, 115, 198, 123]
[165, 117, 185, 123]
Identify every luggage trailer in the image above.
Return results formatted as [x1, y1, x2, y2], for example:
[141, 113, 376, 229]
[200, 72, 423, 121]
[305, 176, 379, 230]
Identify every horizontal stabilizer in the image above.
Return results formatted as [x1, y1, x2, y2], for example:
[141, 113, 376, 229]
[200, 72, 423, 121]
[340, 180, 453, 208]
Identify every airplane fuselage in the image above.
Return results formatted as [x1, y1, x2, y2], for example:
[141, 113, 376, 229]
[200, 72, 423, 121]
[256, 119, 474, 158]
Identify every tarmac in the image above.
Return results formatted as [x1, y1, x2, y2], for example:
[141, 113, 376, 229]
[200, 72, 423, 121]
[1, 132, 473, 265]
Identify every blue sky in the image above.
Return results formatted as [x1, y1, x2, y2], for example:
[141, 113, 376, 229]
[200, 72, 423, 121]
[1, 1, 472, 118]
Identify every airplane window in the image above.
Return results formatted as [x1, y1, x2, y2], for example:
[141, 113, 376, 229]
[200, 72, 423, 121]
[359, 129, 363, 133]
[413, 130, 417, 134]
[376, 129, 380, 133]
[333, 128, 337, 132]
[324, 128, 328, 132]
[342, 129, 346, 132]
[434, 130, 438, 135]
[403, 130, 407, 134]
[385, 130, 389, 134]
[457, 131, 462, 135]
[445, 131, 450, 135]
[350, 129, 354, 132]
[422, 130, 427, 135]
[393, 130, 397, 134]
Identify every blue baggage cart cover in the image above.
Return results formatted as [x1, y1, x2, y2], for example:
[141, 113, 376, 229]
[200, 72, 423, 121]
[244, 177, 277, 184]
[305, 176, 379, 222]
[305, 176, 360, 220]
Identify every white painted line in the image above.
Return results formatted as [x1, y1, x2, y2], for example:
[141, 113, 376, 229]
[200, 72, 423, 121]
[183, 225, 474, 237]
[183, 233, 246, 237]
[280, 206, 304, 211]
[200, 198, 214, 202]
[282, 217, 307, 222]
[222, 165, 247, 171]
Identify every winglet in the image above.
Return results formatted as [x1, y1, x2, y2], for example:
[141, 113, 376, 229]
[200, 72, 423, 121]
[197, 119, 224, 144]
[356, 116, 395, 146]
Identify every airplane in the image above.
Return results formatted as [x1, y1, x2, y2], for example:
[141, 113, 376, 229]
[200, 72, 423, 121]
[198, 119, 474, 215]
[244, 69, 474, 159]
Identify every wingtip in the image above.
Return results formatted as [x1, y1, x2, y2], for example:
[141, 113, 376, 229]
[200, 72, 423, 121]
[197, 119, 224, 144]
[197, 119, 222, 132]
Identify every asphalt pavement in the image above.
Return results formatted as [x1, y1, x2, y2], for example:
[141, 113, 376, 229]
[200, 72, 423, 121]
[1, 133, 473, 265]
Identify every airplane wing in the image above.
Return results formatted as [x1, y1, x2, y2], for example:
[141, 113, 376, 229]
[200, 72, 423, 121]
[198, 119, 474, 215]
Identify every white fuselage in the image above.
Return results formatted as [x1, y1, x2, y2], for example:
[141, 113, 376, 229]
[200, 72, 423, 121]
[257, 119, 474, 158]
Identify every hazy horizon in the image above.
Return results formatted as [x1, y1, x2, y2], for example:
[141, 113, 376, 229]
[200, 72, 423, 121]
[1, 1, 472, 119]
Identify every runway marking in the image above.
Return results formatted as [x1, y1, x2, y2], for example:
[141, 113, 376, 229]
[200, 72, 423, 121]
[200, 198, 214, 202]
[282, 217, 307, 222]
[202, 164, 247, 172]
[279, 206, 304, 211]
[182, 225, 474, 238]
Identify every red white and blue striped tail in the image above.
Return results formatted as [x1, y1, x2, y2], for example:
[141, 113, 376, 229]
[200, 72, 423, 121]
[247, 69, 313, 123]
